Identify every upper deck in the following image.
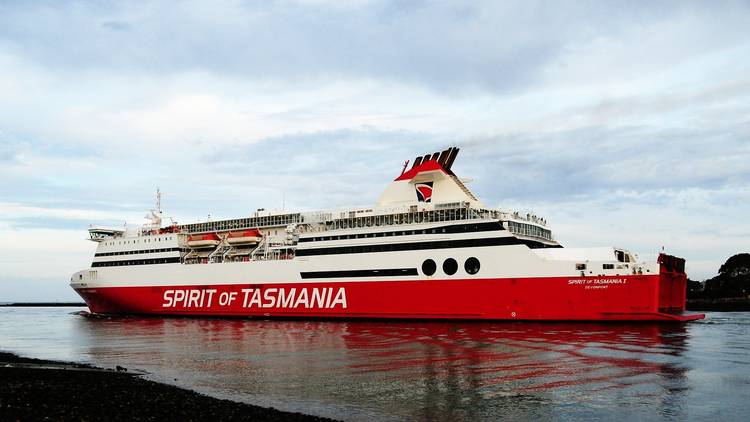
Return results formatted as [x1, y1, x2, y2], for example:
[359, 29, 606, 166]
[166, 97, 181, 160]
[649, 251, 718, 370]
[87, 147, 558, 266]
[176, 202, 553, 242]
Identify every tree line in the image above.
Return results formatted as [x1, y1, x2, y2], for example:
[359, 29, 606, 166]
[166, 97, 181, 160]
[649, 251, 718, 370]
[687, 253, 750, 299]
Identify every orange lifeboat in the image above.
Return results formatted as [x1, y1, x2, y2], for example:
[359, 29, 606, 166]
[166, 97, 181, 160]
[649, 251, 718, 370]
[226, 229, 262, 245]
[159, 224, 181, 234]
[187, 233, 221, 248]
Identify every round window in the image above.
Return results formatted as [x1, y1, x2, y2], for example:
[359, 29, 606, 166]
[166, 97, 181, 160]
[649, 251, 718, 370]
[422, 259, 437, 276]
[443, 258, 458, 275]
[464, 257, 480, 275]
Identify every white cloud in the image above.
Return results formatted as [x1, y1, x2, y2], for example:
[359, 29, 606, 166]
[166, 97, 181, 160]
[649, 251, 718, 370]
[0, 203, 139, 222]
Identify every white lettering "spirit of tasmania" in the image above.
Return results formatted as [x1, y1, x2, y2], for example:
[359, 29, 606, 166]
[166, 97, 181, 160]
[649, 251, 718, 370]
[241, 287, 347, 309]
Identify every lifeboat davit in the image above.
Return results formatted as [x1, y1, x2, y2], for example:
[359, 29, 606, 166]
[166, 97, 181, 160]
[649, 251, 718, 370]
[226, 229, 263, 245]
[187, 233, 221, 248]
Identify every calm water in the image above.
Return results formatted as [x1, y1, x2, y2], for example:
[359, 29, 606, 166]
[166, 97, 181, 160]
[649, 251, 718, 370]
[1, 308, 748, 421]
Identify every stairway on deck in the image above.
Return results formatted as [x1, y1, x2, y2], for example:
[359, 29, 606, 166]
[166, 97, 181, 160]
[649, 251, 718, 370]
[451, 175, 479, 201]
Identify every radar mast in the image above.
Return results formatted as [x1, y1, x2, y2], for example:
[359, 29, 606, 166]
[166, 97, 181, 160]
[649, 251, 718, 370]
[144, 187, 163, 231]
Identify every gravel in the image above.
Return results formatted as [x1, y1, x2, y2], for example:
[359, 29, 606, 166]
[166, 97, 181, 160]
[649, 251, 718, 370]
[0, 352, 336, 422]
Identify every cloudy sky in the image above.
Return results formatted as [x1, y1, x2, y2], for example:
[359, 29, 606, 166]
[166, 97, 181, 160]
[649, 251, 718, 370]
[1, 0, 748, 301]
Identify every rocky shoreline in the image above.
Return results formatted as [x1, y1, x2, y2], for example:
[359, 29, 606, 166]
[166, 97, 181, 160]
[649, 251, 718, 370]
[0, 352, 335, 421]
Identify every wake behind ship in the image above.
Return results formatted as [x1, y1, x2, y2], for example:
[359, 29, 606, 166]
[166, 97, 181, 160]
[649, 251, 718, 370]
[71, 148, 703, 321]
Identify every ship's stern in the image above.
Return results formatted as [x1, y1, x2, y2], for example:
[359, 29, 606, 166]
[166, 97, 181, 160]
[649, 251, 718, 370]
[655, 253, 704, 321]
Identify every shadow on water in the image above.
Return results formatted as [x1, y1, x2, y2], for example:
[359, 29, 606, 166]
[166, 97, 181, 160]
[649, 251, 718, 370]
[70, 316, 693, 421]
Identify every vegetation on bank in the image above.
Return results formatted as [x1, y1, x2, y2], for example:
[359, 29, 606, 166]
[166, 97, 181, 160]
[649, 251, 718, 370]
[688, 253, 750, 299]
[686, 253, 750, 311]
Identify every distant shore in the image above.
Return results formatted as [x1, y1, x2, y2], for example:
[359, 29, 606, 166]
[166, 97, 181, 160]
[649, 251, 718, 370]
[686, 297, 750, 312]
[0, 351, 335, 422]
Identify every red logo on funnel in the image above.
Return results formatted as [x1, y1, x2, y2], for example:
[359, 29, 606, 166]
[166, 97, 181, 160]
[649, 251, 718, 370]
[415, 182, 433, 202]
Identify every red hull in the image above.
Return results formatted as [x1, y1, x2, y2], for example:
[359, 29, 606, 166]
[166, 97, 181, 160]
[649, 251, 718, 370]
[75, 272, 704, 322]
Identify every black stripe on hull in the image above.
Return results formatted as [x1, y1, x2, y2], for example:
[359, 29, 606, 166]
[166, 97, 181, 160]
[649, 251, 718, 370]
[296, 236, 559, 257]
[95, 247, 182, 257]
[300, 268, 418, 279]
[92, 257, 181, 267]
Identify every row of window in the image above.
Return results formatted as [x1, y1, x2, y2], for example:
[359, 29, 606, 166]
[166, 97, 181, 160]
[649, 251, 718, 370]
[102, 236, 175, 246]
[91, 257, 181, 267]
[179, 208, 503, 236]
[299, 222, 502, 243]
[181, 213, 302, 234]
[322, 208, 500, 231]
[577, 263, 630, 271]
[95, 247, 182, 257]
[422, 257, 481, 276]
[507, 221, 552, 241]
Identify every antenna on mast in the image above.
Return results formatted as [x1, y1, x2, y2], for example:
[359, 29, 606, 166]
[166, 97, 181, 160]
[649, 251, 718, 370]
[144, 187, 164, 232]
[400, 160, 410, 176]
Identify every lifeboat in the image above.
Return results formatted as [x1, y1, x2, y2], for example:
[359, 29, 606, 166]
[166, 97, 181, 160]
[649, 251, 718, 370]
[187, 233, 221, 248]
[226, 229, 263, 245]
[159, 224, 181, 234]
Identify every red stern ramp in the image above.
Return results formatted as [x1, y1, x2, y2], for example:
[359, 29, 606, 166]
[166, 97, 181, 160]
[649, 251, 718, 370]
[650, 253, 705, 321]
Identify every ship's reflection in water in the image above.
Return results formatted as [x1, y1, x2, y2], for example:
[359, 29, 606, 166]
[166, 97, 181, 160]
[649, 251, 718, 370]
[70, 316, 699, 421]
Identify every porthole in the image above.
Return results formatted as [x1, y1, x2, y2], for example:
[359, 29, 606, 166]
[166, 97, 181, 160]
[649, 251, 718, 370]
[443, 258, 458, 275]
[465, 257, 480, 275]
[422, 259, 437, 276]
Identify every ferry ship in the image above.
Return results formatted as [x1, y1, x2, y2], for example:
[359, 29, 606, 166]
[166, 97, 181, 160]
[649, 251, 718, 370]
[70, 147, 703, 321]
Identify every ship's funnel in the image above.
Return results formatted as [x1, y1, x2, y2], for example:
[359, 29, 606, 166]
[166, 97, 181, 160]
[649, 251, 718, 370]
[444, 147, 459, 172]
[437, 149, 450, 166]
[380, 146, 481, 207]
